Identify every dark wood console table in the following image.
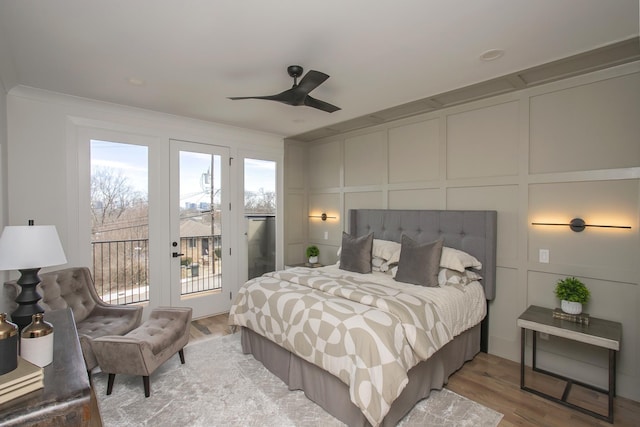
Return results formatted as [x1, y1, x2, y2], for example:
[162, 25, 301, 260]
[0, 308, 99, 426]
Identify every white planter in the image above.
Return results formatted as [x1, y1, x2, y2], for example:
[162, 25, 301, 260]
[308, 256, 318, 264]
[561, 300, 582, 315]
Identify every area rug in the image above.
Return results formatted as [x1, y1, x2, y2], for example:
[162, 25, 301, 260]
[93, 333, 503, 426]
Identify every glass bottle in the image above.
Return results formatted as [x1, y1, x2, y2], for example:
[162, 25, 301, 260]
[0, 313, 19, 374]
[20, 313, 54, 367]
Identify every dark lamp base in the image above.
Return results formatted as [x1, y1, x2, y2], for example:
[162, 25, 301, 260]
[11, 268, 45, 330]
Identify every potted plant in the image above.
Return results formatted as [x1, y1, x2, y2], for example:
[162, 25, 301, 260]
[306, 245, 319, 264]
[555, 276, 590, 314]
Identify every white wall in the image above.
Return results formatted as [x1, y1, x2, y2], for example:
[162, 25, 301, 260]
[1, 86, 284, 314]
[285, 62, 640, 401]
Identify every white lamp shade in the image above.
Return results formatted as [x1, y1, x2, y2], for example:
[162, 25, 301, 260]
[0, 225, 67, 270]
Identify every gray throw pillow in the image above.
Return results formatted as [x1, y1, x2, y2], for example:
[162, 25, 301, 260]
[394, 235, 444, 287]
[339, 232, 373, 274]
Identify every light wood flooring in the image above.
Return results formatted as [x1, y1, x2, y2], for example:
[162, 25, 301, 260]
[192, 313, 640, 427]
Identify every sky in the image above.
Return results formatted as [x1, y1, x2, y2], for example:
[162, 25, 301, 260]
[243, 158, 276, 193]
[91, 140, 149, 195]
[179, 150, 220, 206]
[90, 140, 276, 206]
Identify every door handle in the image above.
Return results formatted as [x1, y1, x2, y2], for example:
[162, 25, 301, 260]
[172, 252, 184, 258]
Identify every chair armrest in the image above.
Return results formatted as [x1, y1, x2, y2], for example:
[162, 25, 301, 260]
[77, 305, 144, 369]
[92, 336, 154, 376]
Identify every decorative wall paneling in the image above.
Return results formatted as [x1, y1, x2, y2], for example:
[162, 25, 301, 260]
[285, 62, 640, 401]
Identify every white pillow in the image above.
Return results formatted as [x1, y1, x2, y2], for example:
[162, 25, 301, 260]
[372, 239, 402, 264]
[440, 247, 482, 272]
[390, 247, 482, 277]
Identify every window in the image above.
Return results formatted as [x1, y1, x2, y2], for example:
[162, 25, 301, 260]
[90, 140, 149, 304]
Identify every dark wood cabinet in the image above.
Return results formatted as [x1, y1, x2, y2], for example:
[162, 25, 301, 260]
[0, 308, 99, 426]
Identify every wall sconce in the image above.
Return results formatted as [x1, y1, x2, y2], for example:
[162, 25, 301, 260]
[309, 213, 336, 221]
[531, 217, 632, 232]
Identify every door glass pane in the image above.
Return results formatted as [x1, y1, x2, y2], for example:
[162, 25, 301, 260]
[90, 140, 149, 304]
[244, 159, 276, 279]
[179, 151, 221, 295]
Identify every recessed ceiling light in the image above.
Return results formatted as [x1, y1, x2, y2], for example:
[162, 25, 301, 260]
[127, 77, 145, 86]
[479, 49, 505, 61]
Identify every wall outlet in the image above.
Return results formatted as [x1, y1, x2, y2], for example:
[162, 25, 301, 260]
[539, 249, 549, 263]
[324, 231, 328, 240]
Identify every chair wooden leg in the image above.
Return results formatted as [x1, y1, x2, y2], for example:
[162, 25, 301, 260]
[106, 374, 115, 395]
[143, 376, 150, 397]
[179, 348, 185, 364]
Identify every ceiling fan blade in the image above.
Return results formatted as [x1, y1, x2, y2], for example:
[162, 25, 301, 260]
[228, 95, 283, 101]
[296, 70, 330, 94]
[304, 95, 341, 113]
[230, 87, 304, 105]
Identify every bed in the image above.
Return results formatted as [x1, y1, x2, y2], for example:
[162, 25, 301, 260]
[229, 209, 497, 426]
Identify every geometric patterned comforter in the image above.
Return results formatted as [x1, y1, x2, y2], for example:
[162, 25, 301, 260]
[229, 267, 486, 426]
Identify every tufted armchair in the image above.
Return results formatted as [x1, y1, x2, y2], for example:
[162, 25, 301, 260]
[4, 266, 143, 372]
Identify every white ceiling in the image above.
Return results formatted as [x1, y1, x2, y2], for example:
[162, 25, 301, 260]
[0, 0, 638, 138]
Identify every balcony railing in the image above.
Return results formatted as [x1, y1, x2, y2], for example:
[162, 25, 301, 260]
[92, 236, 221, 305]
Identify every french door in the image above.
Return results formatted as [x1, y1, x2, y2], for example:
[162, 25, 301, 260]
[169, 140, 231, 318]
[82, 128, 260, 320]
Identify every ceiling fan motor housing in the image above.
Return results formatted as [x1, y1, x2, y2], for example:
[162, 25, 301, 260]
[287, 65, 304, 79]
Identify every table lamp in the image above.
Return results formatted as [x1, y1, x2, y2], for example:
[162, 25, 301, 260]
[0, 220, 67, 330]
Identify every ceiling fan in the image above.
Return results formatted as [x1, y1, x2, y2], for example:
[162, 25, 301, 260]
[229, 65, 341, 113]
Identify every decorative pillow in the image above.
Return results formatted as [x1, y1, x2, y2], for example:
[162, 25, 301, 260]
[438, 268, 483, 292]
[339, 232, 373, 274]
[440, 247, 482, 272]
[394, 235, 444, 287]
[372, 239, 402, 264]
[438, 268, 470, 287]
[465, 269, 483, 282]
[372, 256, 397, 273]
[388, 265, 398, 278]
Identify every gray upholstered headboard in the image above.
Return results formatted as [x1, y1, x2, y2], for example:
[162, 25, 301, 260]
[349, 209, 497, 301]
